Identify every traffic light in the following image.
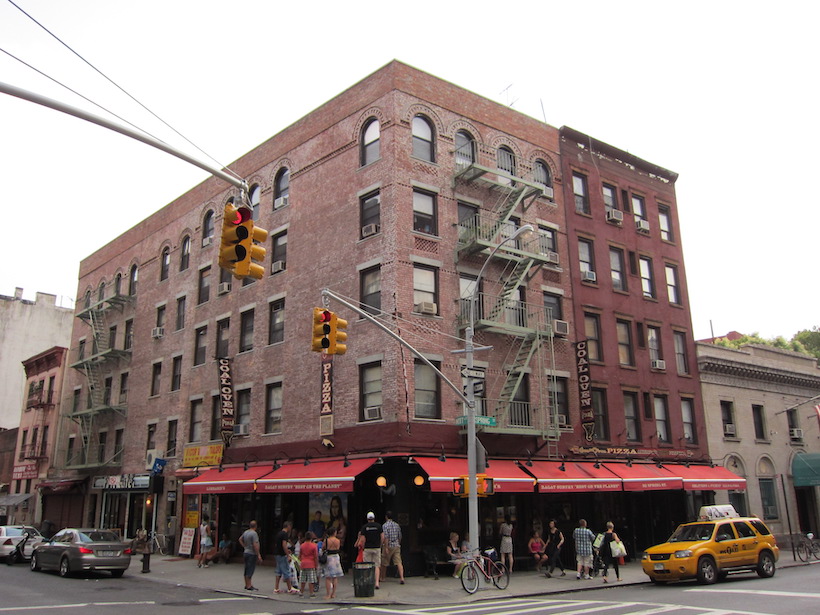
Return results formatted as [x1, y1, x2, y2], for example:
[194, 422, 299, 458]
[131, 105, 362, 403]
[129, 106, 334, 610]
[329, 313, 348, 355]
[218, 204, 268, 280]
[453, 477, 466, 496]
[312, 308, 332, 352]
[477, 474, 494, 496]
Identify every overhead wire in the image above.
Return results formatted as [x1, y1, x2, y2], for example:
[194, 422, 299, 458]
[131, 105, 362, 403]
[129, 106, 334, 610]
[6, 0, 242, 182]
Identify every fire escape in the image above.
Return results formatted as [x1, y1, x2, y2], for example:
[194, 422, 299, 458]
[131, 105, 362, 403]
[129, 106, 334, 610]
[454, 139, 564, 457]
[22, 382, 54, 463]
[66, 283, 132, 468]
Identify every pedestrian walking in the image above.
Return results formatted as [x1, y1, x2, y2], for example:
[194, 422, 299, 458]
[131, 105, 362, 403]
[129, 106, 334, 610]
[357, 511, 384, 589]
[298, 531, 319, 597]
[499, 514, 514, 572]
[380, 511, 405, 584]
[197, 515, 212, 568]
[322, 526, 344, 599]
[572, 518, 595, 579]
[600, 521, 623, 583]
[273, 520, 299, 594]
[239, 520, 262, 591]
[545, 519, 566, 577]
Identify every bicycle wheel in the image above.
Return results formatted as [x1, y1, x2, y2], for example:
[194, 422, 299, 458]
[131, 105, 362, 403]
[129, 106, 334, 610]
[796, 542, 810, 562]
[461, 562, 480, 594]
[492, 562, 510, 590]
[156, 536, 165, 556]
[810, 540, 820, 561]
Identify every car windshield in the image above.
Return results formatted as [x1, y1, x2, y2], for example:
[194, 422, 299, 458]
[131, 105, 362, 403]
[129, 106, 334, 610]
[5, 527, 38, 537]
[78, 531, 120, 543]
[668, 523, 714, 542]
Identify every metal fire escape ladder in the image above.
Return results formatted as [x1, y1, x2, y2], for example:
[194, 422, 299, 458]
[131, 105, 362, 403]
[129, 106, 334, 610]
[484, 258, 535, 322]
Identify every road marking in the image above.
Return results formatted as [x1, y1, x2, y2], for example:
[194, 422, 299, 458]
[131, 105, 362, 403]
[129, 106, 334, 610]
[0, 602, 156, 612]
[687, 588, 820, 599]
[199, 597, 254, 602]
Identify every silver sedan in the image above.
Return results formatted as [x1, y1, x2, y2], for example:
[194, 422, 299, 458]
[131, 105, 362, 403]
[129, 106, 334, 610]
[30, 528, 132, 577]
[1, 526, 43, 563]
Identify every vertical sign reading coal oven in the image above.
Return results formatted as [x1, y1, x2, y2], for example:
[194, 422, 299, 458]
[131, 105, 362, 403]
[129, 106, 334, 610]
[217, 358, 235, 447]
[575, 341, 595, 441]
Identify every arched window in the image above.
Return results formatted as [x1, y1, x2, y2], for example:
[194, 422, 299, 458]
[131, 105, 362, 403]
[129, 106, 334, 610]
[497, 145, 516, 185]
[202, 210, 214, 244]
[455, 130, 475, 168]
[114, 273, 122, 295]
[97, 281, 106, 303]
[160, 247, 170, 281]
[412, 115, 435, 162]
[361, 118, 380, 166]
[128, 265, 138, 296]
[534, 160, 552, 188]
[249, 184, 261, 220]
[274, 169, 289, 209]
[179, 236, 191, 271]
[84, 290, 91, 309]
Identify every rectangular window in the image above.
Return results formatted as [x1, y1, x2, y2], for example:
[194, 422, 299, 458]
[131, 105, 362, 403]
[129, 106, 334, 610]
[549, 378, 569, 426]
[268, 300, 285, 345]
[271, 231, 287, 272]
[573, 172, 590, 214]
[119, 372, 129, 404]
[592, 389, 609, 440]
[108, 325, 117, 350]
[171, 356, 183, 391]
[543, 292, 563, 321]
[414, 360, 440, 419]
[360, 362, 383, 421]
[658, 205, 673, 241]
[721, 400, 736, 436]
[632, 195, 647, 220]
[103, 376, 112, 405]
[624, 392, 641, 441]
[412, 189, 437, 235]
[236, 389, 252, 426]
[682, 398, 696, 444]
[166, 419, 178, 457]
[752, 404, 766, 440]
[578, 238, 595, 277]
[647, 325, 663, 362]
[413, 265, 438, 312]
[654, 395, 670, 443]
[210, 395, 221, 441]
[146, 423, 157, 450]
[175, 296, 186, 330]
[216, 318, 230, 358]
[189, 399, 203, 442]
[665, 264, 681, 305]
[639, 256, 655, 298]
[759, 478, 778, 519]
[150, 362, 162, 396]
[609, 247, 626, 292]
[156, 305, 166, 328]
[616, 320, 634, 366]
[674, 331, 689, 374]
[66, 436, 75, 466]
[113, 429, 123, 463]
[194, 326, 207, 366]
[239, 309, 254, 352]
[197, 267, 211, 304]
[602, 183, 618, 210]
[265, 383, 283, 434]
[361, 266, 382, 315]
[124, 319, 133, 350]
[360, 191, 381, 237]
[584, 313, 602, 361]
[97, 431, 107, 464]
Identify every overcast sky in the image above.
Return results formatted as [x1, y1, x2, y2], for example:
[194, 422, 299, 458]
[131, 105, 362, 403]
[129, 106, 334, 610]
[1, 0, 817, 342]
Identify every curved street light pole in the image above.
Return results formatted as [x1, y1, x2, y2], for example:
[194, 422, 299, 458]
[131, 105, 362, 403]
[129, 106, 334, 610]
[465, 224, 534, 554]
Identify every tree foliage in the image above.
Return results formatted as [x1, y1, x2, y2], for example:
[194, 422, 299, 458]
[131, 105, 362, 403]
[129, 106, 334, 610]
[792, 326, 820, 360]
[713, 331, 813, 356]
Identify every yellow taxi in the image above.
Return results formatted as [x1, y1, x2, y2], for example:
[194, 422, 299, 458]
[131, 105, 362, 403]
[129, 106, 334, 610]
[642, 505, 779, 584]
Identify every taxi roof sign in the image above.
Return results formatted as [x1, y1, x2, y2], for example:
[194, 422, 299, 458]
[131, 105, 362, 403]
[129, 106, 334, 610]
[698, 504, 738, 520]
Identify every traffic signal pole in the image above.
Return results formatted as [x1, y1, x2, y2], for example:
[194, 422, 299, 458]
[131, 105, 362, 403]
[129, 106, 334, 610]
[0, 80, 246, 192]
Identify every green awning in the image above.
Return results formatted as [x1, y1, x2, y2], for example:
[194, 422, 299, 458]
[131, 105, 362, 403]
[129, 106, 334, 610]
[792, 454, 820, 487]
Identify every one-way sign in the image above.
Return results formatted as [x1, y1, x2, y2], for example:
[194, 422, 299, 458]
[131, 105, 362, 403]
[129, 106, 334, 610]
[461, 367, 485, 379]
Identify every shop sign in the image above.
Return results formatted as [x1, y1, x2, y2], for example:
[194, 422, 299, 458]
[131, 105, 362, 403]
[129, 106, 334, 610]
[12, 463, 39, 480]
[93, 473, 150, 490]
[217, 358, 235, 448]
[182, 443, 223, 467]
[575, 341, 595, 441]
[321, 354, 333, 416]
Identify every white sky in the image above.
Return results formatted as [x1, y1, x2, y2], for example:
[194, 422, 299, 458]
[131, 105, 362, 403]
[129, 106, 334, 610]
[1, 0, 817, 342]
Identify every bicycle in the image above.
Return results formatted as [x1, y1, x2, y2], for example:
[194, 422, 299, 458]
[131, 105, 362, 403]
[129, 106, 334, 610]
[795, 532, 820, 562]
[151, 532, 167, 556]
[460, 549, 510, 594]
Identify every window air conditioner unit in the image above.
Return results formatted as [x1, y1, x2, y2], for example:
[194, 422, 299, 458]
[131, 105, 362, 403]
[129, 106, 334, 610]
[274, 195, 289, 209]
[556, 415, 567, 426]
[636, 218, 650, 233]
[582, 270, 597, 283]
[415, 302, 437, 315]
[364, 406, 382, 421]
[606, 209, 624, 224]
[542, 251, 560, 265]
[201, 236, 213, 247]
[233, 424, 250, 436]
[790, 428, 804, 439]
[361, 223, 380, 238]
[763, 505, 778, 518]
[540, 185, 555, 200]
[552, 319, 569, 337]
[151, 327, 165, 339]
[651, 359, 666, 370]
[723, 423, 736, 436]
[217, 282, 231, 295]
[271, 260, 286, 273]
[145, 448, 161, 471]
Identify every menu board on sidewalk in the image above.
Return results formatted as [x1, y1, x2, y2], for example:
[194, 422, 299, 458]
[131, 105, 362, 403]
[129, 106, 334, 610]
[178, 527, 195, 556]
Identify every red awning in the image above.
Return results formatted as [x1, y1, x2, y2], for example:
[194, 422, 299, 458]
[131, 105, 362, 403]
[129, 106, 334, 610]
[603, 463, 683, 491]
[415, 457, 536, 493]
[182, 465, 273, 494]
[255, 458, 377, 493]
[35, 479, 85, 492]
[665, 464, 746, 491]
[527, 461, 622, 493]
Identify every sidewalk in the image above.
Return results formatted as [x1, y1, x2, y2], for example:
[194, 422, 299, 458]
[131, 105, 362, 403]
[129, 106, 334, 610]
[135, 555, 650, 605]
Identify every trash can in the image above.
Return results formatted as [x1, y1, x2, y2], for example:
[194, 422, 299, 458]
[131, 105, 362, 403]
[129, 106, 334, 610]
[353, 561, 375, 597]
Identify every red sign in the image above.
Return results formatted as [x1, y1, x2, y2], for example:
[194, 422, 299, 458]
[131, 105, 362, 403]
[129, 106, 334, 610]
[12, 463, 38, 480]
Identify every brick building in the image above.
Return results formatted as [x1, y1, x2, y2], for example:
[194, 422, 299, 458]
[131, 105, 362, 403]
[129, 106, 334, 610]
[49, 61, 737, 565]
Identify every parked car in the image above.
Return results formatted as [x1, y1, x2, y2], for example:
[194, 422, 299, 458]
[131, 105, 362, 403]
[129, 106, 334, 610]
[1, 526, 43, 563]
[30, 528, 132, 577]
[642, 505, 779, 584]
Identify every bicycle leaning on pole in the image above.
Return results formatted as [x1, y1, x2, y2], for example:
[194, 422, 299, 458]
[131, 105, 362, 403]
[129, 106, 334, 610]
[795, 532, 820, 562]
[459, 547, 510, 594]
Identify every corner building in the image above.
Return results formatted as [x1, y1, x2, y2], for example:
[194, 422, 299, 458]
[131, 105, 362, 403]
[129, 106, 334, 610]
[52, 61, 735, 570]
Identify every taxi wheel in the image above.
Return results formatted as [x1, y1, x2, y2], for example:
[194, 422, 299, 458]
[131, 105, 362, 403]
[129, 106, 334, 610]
[756, 551, 776, 578]
[696, 556, 717, 584]
[649, 577, 667, 585]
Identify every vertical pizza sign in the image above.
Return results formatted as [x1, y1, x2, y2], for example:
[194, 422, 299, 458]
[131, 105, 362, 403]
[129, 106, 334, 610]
[320, 354, 334, 436]
[575, 341, 595, 441]
[218, 358, 235, 448]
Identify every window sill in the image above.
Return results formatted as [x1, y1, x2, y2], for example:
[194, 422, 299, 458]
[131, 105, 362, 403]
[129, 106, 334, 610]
[412, 230, 440, 240]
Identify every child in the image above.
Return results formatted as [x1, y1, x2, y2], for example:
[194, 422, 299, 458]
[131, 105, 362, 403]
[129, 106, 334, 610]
[299, 531, 319, 597]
